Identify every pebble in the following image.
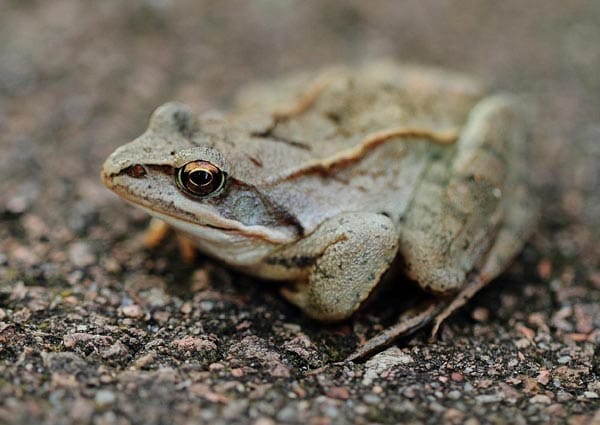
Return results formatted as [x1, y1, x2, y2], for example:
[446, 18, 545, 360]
[253, 419, 276, 425]
[5, 195, 28, 214]
[556, 391, 574, 402]
[471, 307, 489, 322]
[12, 308, 31, 324]
[475, 394, 503, 403]
[276, 406, 298, 422]
[326, 387, 350, 400]
[101, 341, 129, 359]
[133, 352, 157, 369]
[362, 346, 413, 386]
[95, 390, 116, 407]
[557, 356, 571, 364]
[584, 391, 599, 399]
[362, 394, 381, 404]
[172, 336, 218, 355]
[529, 394, 552, 404]
[447, 390, 462, 400]
[121, 304, 144, 319]
[68, 241, 96, 267]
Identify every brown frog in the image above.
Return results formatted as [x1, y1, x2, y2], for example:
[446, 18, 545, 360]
[101, 61, 537, 359]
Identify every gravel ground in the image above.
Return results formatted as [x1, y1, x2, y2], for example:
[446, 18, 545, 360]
[1, 1, 599, 424]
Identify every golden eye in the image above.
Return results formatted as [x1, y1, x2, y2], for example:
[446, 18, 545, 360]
[176, 160, 226, 198]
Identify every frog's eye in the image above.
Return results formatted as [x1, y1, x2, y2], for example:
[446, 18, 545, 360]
[176, 160, 226, 198]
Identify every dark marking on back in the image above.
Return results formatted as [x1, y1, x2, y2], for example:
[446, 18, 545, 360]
[251, 129, 312, 151]
[246, 155, 263, 167]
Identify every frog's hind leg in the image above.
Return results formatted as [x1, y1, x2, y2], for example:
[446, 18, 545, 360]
[431, 180, 538, 335]
[348, 183, 536, 362]
[346, 301, 444, 362]
[347, 95, 537, 361]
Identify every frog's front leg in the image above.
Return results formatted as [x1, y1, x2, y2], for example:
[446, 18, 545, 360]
[268, 213, 399, 322]
[143, 218, 197, 263]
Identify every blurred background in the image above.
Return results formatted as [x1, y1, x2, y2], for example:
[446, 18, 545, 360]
[1, 0, 599, 245]
[1, 1, 599, 424]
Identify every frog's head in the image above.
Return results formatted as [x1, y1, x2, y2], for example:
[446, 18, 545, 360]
[101, 102, 302, 264]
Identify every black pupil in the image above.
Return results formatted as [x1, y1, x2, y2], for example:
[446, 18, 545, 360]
[189, 169, 213, 187]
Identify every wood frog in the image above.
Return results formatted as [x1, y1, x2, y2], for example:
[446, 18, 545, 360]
[101, 61, 537, 360]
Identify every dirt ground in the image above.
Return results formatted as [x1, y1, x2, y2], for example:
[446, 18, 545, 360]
[1, 1, 599, 424]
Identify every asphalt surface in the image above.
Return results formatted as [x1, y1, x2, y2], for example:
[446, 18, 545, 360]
[0, 1, 599, 424]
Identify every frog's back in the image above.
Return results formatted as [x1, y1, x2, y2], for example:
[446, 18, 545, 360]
[220, 61, 489, 234]
[233, 60, 487, 160]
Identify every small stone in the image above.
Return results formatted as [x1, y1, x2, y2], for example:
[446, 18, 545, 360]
[447, 390, 462, 400]
[152, 310, 170, 324]
[363, 393, 381, 404]
[101, 341, 129, 359]
[11, 245, 39, 266]
[133, 352, 157, 369]
[121, 304, 143, 319]
[63, 333, 113, 349]
[478, 379, 493, 389]
[583, 391, 599, 399]
[68, 242, 96, 267]
[209, 362, 225, 371]
[180, 302, 192, 314]
[253, 418, 276, 425]
[6, 195, 30, 214]
[537, 259, 552, 279]
[529, 394, 552, 404]
[443, 407, 466, 424]
[471, 307, 489, 322]
[231, 368, 244, 377]
[476, 394, 503, 403]
[537, 369, 551, 385]
[544, 403, 566, 417]
[69, 397, 94, 423]
[173, 336, 217, 355]
[557, 356, 571, 364]
[12, 308, 31, 324]
[556, 390, 573, 402]
[451, 372, 464, 382]
[327, 386, 350, 400]
[95, 390, 116, 407]
[227, 336, 290, 378]
[372, 385, 383, 394]
[362, 346, 413, 386]
[276, 406, 298, 422]
[189, 383, 229, 404]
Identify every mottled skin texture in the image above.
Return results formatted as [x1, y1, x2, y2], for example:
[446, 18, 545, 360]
[102, 61, 537, 357]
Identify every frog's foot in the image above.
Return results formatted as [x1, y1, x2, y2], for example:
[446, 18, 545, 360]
[346, 277, 490, 362]
[430, 275, 485, 336]
[176, 234, 197, 264]
[277, 212, 399, 322]
[346, 300, 445, 362]
[143, 218, 197, 263]
[143, 218, 171, 247]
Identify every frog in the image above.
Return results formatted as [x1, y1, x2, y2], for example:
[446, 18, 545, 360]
[101, 60, 537, 360]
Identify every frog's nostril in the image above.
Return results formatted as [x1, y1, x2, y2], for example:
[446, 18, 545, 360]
[124, 164, 148, 178]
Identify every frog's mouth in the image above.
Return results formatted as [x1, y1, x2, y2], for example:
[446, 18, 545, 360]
[102, 170, 297, 246]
